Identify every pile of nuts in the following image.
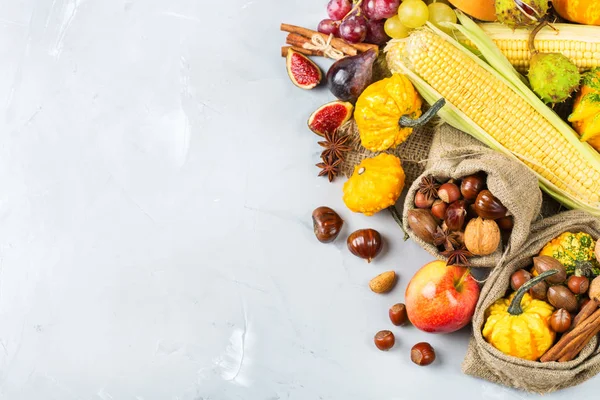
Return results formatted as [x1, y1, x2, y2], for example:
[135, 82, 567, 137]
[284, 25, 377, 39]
[407, 173, 513, 263]
[511, 256, 598, 334]
[312, 206, 435, 366]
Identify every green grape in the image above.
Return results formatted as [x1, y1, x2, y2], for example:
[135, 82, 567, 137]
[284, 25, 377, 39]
[397, 0, 429, 29]
[424, 0, 451, 5]
[428, 2, 457, 30]
[384, 15, 411, 39]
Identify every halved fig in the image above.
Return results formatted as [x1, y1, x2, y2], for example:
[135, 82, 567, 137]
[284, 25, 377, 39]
[308, 101, 354, 136]
[286, 49, 322, 89]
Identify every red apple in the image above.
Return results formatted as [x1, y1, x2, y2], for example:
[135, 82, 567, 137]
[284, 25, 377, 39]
[405, 260, 480, 333]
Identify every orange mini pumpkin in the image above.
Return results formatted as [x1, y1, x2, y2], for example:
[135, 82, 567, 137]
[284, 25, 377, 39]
[553, 0, 600, 26]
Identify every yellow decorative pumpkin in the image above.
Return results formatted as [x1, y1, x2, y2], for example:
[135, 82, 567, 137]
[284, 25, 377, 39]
[539, 231, 600, 276]
[354, 74, 423, 152]
[483, 271, 556, 361]
[570, 68, 600, 148]
[343, 154, 405, 216]
[553, 0, 600, 25]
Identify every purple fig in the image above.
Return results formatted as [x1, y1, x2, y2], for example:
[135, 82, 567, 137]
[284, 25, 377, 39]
[326, 49, 376, 103]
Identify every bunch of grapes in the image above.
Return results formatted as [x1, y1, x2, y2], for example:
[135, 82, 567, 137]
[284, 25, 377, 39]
[318, 0, 402, 46]
[384, 0, 457, 39]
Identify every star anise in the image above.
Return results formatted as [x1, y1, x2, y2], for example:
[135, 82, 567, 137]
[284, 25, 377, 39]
[418, 175, 440, 200]
[318, 130, 351, 161]
[432, 226, 464, 251]
[441, 246, 473, 267]
[316, 155, 342, 182]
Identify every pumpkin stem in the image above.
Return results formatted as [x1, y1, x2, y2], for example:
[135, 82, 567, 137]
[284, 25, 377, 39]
[507, 270, 557, 315]
[388, 206, 409, 241]
[399, 98, 445, 128]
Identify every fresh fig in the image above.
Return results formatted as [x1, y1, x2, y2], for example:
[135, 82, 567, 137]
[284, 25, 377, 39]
[307, 101, 354, 137]
[326, 49, 376, 103]
[286, 49, 322, 90]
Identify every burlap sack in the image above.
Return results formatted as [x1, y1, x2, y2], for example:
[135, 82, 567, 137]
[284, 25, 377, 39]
[402, 124, 543, 268]
[462, 210, 600, 393]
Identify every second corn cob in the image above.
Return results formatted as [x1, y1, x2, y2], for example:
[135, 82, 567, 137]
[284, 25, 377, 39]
[386, 28, 600, 209]
[458, 23, 600, 73]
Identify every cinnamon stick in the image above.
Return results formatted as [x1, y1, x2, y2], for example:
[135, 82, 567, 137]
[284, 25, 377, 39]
[558, 322, 600, 362]
[281, 23, 358, 56]
[572, 297, 600, 329]
[286, 33, 313, 49]
[541, 308, 600, 362]
[281, 46, 324, 58]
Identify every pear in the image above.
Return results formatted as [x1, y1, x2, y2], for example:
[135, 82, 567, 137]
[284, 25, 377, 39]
[495, 0, 549, 28]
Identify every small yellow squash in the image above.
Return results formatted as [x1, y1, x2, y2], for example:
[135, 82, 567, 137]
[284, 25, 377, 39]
[354, 74, 423, 152]
[342, 153, 405, 216]
[483, 271, 556, 361]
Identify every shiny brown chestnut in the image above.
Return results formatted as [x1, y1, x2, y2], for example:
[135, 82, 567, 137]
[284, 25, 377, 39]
[474, 190, 507, 220]
[497, 216, 514, 231]
[568, 275, 590, 295]
[445, 200, 467, 231]
[438, 182, 461, 203]
[312, 206, 343, 243]
[389, 303, 408, 326]
[460, 173, 486, 200]
[510, 269, 532, 291]
[411, 342, 435, 366]
[374, 330, 395, 351]
[550, 309, 572, 333]
[415, 191, 435, 209]
[347, 229, 383, 263]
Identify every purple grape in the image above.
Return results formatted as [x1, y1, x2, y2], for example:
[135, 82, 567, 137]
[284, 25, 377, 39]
[364, 19, 390, 46]
[339, 13, 368, 44]
[327, 0, 353, 21]
[318, 18, 340, 36]
[363, 0, 401, 20]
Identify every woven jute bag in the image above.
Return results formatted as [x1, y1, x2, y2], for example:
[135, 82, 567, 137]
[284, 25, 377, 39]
[462, 210, 600, 393]
[402, 124, 543, 267]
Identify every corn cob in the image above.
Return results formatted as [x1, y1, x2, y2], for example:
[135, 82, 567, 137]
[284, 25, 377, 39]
[459, 23, 600, 73]
[386, 22, 600, 212]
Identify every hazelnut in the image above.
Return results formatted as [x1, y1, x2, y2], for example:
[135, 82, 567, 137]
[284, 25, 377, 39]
[411, 342, 435, 366]
[374, 330, 395, 351]
[389, 303, 408, 326]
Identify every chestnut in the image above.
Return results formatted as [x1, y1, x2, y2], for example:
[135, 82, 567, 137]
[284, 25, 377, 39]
[438, 182, 461, 203]
[411, 342, 435, 366]
[497, 216, 514, 231]
[568, 275, 590, 295]
[460, 173, 486, 200]
[510, 269, 532, 291]
[312, 206, 343, 243]
[415, 191, 434, 209]
[550, 308, 572, 333]
[347, 229, 383, 263]
[431, 200, 448, 220]
[445, 200, 467, 231]
[474, 190, 507, 220]
[374, 330, 395, 351]
[389, 303, 408, 326]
